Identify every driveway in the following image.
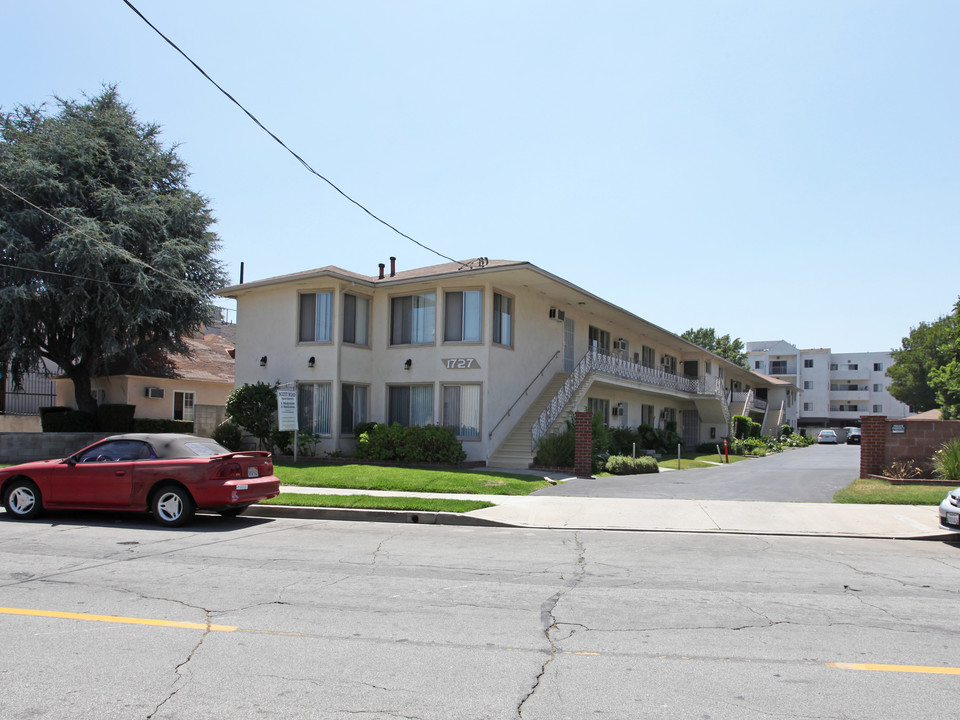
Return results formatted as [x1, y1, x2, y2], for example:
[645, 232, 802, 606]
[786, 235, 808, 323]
[533, 443, 861, 502]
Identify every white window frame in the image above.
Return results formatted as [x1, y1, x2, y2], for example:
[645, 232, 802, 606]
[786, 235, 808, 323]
[298, 291, 334, 344]
[340, 383, 368, 435]
[443, 290, 482, 343]
[173, 390, 195, 422]
[492, 291, 514, 348]
[390, 292, 436, 346]
[441, 383, 481, 440]
[298, 382, 332, 436]
[388, 384, 434, 426]
[342, 293, 370, 347]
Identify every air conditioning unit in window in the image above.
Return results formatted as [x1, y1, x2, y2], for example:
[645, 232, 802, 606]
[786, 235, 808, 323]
[548, 307, 565, 322]
[145, 387, 165, 399]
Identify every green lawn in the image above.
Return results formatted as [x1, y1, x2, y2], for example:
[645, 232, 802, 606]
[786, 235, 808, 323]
[273, 463, 550, 495]
[833, 477, 948, 505]
[261, 493, 494, 513]
[657, 452, 750, 470]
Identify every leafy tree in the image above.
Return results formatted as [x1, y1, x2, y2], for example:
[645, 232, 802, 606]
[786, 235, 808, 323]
[887, 300, 960, 416]
[681, 327, 748, 368]
[225, 382, 279, 450]
[0, 87, 225, 415]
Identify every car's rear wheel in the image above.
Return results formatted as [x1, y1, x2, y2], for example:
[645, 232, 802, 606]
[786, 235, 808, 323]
[218, 505, 250, 518]
[151, 485, 196, 527]
[3, 479, 43, 520]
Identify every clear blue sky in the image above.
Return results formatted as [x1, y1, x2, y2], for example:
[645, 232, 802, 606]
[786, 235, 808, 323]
[4, 1, 958, 353]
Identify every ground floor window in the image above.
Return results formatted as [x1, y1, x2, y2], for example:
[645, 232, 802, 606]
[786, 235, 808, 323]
[388, 385, 434, 426]
[587, 397, 610, 426]
[173, 391, 195, 422]
[299, 382, 332, 435]
[442, 384, 481, 439]
[341, 384, 368, 434]
[641, 404, 655, 427]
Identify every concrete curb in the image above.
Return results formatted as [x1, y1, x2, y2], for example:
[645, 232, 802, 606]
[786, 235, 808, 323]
[244, 504, 513, 527]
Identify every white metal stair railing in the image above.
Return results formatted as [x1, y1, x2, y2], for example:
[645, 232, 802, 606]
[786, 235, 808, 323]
[530, 351, 728, 450]
[742, 389, 754, 415]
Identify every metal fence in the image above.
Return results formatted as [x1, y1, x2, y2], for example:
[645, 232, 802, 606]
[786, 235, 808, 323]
[1, 365, 57, 415]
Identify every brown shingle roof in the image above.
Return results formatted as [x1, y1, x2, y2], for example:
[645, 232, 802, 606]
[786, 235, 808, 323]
[171, 334, 235, 384]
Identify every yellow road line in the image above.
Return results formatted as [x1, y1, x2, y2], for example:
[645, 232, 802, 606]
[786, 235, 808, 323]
[829, 662, 960, 675]
[0, 606, 237, 632]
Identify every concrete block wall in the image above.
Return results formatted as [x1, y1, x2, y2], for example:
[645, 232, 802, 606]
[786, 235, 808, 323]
[0, 432, 111, 464]
[194, 404, 226, 438]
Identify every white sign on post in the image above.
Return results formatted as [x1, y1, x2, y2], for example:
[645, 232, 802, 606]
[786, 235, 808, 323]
[277, 389, 298, 431]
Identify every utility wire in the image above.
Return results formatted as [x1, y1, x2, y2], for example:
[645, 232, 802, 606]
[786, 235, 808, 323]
[0, 180, 199, 295]
[121, 0, 465, 268]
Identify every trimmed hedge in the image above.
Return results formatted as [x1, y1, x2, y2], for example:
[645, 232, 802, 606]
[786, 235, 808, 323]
[130, 418, 194, 433]
[605, 455, 659, 475]
[355, 423, 467, 464]
[40, 407, 98, 432]
[96, 404, 136, 432]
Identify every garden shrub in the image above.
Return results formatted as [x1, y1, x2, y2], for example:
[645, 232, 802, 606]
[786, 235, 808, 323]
[534, 426, 575, 467]
[933, 436, 960, 481]
[881, 460, 924, 480]
[604, 455, 659, 475]
[211, 420, 243, 451]
[780, 424, 793, 439]
[40, 407, 98, 432]
[730, 437, 767, 456]
[355, 423, 466, 464]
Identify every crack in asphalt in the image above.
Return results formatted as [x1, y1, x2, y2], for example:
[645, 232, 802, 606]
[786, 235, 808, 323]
[145, 607, 216, 720]
[517, 532, 586, 718]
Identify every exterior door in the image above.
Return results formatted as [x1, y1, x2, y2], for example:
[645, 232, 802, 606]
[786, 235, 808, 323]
[681, 409, 700, 448]
[683, 360, 698, 379]
[563, 318, 575, 372]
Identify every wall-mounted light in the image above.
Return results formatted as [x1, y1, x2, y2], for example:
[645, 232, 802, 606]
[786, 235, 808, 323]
[404, 358, 412, 370]
[308, 356, 316, 368]
[259, 355, 268, 367]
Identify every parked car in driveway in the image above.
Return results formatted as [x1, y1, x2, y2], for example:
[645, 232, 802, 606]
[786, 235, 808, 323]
[817, 430, 838, 444]
[940, 488, 960, 532]
[0, 434, 280, 527]
[844, 427, 861, 445]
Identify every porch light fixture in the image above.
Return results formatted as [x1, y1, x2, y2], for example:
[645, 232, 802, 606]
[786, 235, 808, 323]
[259, 355, 268, 367]
[404, 358, 412, 370]
[308, 356, 316, 368]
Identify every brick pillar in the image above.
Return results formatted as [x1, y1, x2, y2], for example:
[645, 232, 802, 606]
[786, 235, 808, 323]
[574, 411, 593, 477]
[860, 414, 887, 478]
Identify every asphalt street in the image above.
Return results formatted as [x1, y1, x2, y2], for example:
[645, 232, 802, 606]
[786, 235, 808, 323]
[533, 442, 861, 502]
[2, 516, 959, 719]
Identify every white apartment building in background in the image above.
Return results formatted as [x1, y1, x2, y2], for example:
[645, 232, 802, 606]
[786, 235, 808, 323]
[745, 341, 910, 429]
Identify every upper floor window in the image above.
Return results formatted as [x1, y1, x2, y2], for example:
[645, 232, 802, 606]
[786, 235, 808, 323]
[390, 292, 435, 345]
[342, 293, 370, 346]
[754, 360, 764, 370]
[803, 381, 813, 390]
[661, 354, 677, 375]
[704, 361, 712, 375]
[588, 326, 611, 354]
[492, 292, 513, 347]
[444, 290, 482, 342]
[873, 362, 883, 371]
[770, 360, 787, 374]
[804, 359, 814, 368]
[299, 292, 333, 343]
[641, 346, 655, 369]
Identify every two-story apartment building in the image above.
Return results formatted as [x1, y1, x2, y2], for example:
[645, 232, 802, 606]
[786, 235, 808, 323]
[746, 341, 909, 429]
[220, 259, 797, 466]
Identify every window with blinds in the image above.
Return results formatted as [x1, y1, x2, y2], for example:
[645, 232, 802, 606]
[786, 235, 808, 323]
[299, 292, 333, 343]
[442, 384, 481, 439]
[298, 383, 332, 435]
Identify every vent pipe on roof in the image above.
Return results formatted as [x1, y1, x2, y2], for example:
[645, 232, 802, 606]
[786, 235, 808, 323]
[239, 262, 244, 284]
[378, 263, 385, 280]
[390, 257, 396, 277]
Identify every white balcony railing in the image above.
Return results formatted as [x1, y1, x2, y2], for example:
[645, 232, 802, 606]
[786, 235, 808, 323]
[530, 350, 726, 448]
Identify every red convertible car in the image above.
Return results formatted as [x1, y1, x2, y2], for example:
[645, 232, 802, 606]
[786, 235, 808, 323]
[0, 434, 280, 527]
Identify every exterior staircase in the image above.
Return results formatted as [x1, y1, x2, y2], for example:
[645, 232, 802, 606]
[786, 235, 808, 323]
[487, 372, 570, 468]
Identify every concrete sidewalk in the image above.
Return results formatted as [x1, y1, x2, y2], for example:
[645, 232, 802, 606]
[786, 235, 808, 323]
[244, 485, 951, 540]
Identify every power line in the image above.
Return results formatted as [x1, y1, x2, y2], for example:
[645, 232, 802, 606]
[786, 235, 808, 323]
[121, 0, 465, 269]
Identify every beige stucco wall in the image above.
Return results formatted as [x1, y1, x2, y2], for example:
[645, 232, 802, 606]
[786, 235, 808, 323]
[227, 266, 796, 461]
[55, 376, 231, 421]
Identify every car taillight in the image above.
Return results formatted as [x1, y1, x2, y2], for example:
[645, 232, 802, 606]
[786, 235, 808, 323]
[215, 463, 243, 479]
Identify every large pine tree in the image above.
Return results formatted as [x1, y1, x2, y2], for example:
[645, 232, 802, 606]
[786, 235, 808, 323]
[0, 87, 226, 414]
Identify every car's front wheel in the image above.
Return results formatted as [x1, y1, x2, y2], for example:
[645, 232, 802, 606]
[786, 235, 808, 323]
[151, 485, 196, 527]
[3, 479, 43, 520]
